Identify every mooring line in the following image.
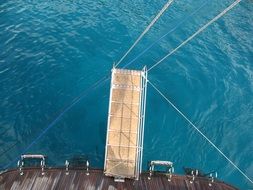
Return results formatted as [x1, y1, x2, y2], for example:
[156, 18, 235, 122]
[0, 141, 19, 160]
[123, 0, 208, 68]
[148, 80, 253, 184]
[115, 0, 174, 67]
[148, 0, 242, 72]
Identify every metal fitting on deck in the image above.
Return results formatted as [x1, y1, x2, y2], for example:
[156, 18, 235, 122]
[86, 160, 89, 176]
[190, 170, 198, 184]
[148, 163, 153, 180]
[41, 160, 45, 175]
[17, 154, 46, 176]
[148, 160, 173, 180]
[65, 160, 69, 175]
[167, 167, 174, 182]
[17, 160, 24, 176]
[208, 172, 218, 186]
[114, 177, 125, 183]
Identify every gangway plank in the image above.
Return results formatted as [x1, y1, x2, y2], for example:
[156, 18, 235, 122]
[104, 67, 147, 179]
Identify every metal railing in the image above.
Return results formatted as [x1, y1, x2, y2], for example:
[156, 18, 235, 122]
[17, 154, 46, 176]
[148, 160, 174, 181]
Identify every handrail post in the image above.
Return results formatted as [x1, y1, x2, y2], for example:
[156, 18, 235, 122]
[168, 167, 174, 182]
[148, 163, 153, 180]
[41, 159, 45, 175]
[17, 160, 24, 176]
[209, 172, 217, 186]
[190, 169, 198, 184]
[65, 160, 69, 175]
[86, 160, 89, 176]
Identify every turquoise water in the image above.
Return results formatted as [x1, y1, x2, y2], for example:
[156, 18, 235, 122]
[0, 0, 252, 189]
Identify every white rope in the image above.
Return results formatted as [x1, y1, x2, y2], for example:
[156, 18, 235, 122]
[115, 0, 174, 67]
[148, 80, 253, 184]
[148, 0, 242, 72]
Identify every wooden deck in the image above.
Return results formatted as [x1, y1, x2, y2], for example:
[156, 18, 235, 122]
[104, 69, 146, 179]
[0, 168, 238, 190]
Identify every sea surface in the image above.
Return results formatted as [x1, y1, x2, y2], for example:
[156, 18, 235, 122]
[0, 0, 252, 189]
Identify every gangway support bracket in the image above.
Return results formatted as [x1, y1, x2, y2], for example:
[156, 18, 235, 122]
[114, 177, 125, 183]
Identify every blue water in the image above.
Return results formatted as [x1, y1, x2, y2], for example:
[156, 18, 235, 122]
[0, 0, 252, 189]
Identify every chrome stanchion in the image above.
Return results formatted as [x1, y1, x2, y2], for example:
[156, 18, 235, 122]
[17, 160, 24, 176]
[41, 159, 45, 176]
[86, 160, 89, 176]
[65, 160, 69, 175]
[190, 170, 198, 184]
[168, 167, 174, 182]
[209, 172, 217, 186]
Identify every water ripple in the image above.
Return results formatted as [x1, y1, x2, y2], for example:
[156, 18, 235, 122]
[0, 0, 252, 189]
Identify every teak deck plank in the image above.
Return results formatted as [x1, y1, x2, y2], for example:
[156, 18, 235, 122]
[0, 168, 238, 190]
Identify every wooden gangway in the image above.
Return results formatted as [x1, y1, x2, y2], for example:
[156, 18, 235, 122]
[104, 67, 147, 179]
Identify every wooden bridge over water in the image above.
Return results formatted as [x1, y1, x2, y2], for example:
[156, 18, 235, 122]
[104, 68, 147, 180]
